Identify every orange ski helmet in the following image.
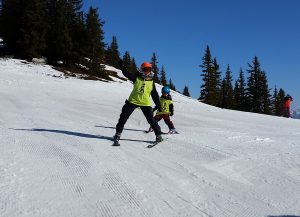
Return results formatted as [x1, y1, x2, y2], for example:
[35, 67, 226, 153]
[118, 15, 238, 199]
[140, 62, 152, 70]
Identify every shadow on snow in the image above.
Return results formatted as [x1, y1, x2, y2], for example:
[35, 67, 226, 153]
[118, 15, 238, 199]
[268, 215, 300, 217]
[95, 124, 146, 132]
[12, 128, 153, 144]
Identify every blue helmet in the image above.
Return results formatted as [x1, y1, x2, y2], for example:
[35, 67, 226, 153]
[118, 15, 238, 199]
[162, 86, 170, 94]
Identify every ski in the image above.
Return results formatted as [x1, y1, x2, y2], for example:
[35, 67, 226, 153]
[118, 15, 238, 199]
[168, 130, 179, 134]
[147, 138, 168, 148]
[144, 130, 169, 135]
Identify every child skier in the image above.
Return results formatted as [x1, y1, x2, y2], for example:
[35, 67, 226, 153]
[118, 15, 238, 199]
[282, 94, 293, 118]
[113, 60, 163, 146]
[147, 86, 178, 134]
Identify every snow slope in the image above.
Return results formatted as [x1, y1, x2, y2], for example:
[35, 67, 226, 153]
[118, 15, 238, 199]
[1, 59, 300, 217]
[292, 108, 300, 119]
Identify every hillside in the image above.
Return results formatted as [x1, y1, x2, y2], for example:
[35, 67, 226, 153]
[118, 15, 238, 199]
[1, 58, 300, 217]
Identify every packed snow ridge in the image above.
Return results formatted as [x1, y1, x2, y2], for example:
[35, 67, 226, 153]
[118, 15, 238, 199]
[1, 58, 300, 217]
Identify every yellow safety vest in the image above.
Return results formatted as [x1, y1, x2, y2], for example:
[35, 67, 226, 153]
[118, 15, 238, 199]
[128, 76, 153, 106]
[156, 97, 172, 115]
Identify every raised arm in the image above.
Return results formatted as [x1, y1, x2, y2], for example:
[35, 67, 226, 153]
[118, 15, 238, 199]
[118, 60, 137, 82]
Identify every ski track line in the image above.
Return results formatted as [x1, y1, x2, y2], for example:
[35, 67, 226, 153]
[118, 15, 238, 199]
[14, 121, 99, 216]
[166, 136, 231, 163]
[101, 171, 154, 217]
[25, 114, 94, 179]
[122, 144, 216, 217]
[95, 201, 120, 217]
[93, 148, 128, 217]
[171, 162, 250, 217]
[0, 120, 31, 217]
[104, 145, 214, 217]
[214, 163, 297, 215]
[15, 124, 122, 217]
[164, 191, 210, 217]
[21, 127, 92, 179]
[118, 135, 231, 216]
[155, 137, 286, 216]
[252, 172, 300, 210]
[94, 146, 157, 217]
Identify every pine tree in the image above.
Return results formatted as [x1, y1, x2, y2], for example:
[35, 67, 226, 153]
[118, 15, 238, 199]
[234, 68, 247, 111]
[199, 45, 212, 102]
[18, 0, 47, 59]
[199, 46, 221, 106]
[151, 52, 160, 84]
[274, 88, 285, 116]
[70, 13, 86, 65]
[2, 0, 86, 62]
[246, 56, 271, 114]
[260, 71, 272, 114]
[122, 51, 131, 70]
[169, 78, 176, 91]
[220, 64, 234, 109]
[129, 57, 139, 74]
[183, 86, 190, 97]
[84, 6, 105, 75]
[68, 0, 85, 64]
[70, 0, 83, 14]
[211, 57, 222, 106]
[1, 0, 25, 55]
[246, 56, 261, 112]
[0, 0, 3, 38]
[106, 36, 121, 68]
[272, 87, 277, 114]
[46, 0, 73, 65]
[160, 65, 167, 86]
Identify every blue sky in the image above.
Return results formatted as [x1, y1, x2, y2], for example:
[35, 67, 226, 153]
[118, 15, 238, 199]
[83, 0, 300, 108]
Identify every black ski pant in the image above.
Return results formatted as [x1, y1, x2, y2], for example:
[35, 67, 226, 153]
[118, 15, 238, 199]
[116, 100, 162, 136]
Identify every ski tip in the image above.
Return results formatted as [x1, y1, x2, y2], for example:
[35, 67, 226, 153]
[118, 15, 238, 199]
[145, 131, 169, 134]
[147, 138, 168, 148]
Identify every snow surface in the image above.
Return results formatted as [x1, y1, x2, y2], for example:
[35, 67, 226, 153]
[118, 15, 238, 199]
[1, 58, 300, 217]
[292, 109, 300, 119]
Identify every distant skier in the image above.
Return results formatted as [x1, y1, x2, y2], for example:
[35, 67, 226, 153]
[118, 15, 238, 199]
[113, 60, 163, 146]
[146, 86, 178, 134]
[282, 94, 293, 118]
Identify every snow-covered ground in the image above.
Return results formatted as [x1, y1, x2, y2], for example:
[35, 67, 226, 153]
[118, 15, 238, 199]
[1, 58, 300, 217]
[292, 108, 300, 119]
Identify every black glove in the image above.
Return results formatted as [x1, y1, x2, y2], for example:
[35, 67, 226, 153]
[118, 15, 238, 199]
[170, 111, 174, 116]
[118, 60, 123, 70]
[153, 106, 158, 112]
[157, 107, 162, 112]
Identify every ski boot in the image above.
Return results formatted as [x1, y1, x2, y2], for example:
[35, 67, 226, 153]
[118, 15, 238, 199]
[147, 135, 166, 148]
[155, 134, 163, 144]
[169, 128, 178, 134]
[112, 133, 121, 146]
